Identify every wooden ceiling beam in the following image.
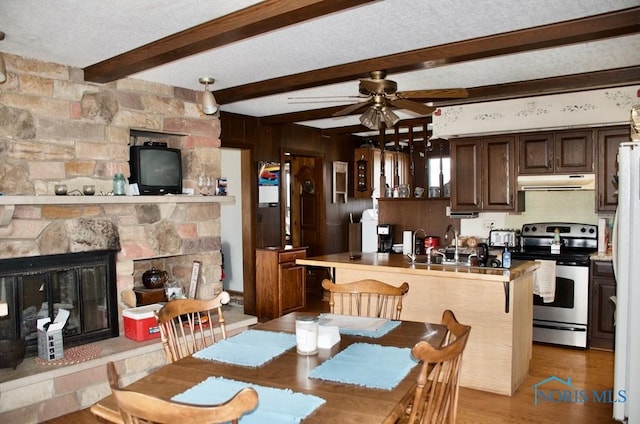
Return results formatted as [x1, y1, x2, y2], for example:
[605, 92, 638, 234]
[257, 66, 639, 128]
[83, 0, 377, 83]
[216, 7, 640, 104]
[440, 65, 640, 106]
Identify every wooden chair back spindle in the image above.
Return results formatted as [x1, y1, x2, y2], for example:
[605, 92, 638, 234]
[155, 292, 231, 363]
[403, 309, 471, 424]
[321, 279, 409, 320]
[99, 361, 258, 424]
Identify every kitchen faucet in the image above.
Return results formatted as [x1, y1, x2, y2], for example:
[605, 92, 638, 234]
[407, 228, 426, 263]
[444, 224, 460, 263]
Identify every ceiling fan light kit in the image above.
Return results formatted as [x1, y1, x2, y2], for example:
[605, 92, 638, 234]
[334, 70, 469, 130]
[0, 31, 6, 84]
[199, 77, 218, 115]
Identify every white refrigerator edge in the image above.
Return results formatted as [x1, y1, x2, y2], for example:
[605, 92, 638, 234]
[613, 141, 640, 423]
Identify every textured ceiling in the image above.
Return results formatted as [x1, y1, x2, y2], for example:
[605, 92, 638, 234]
[1, 0, 639, 133]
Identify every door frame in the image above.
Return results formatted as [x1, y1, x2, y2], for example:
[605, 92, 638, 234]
[280, 147, 326, 256]
[219, 143, 257, 315]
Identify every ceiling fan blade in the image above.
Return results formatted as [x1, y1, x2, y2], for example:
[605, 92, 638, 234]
[332, 99, 373, 117]
[396, 88, 469, 99]
[389, 98, 436, 116]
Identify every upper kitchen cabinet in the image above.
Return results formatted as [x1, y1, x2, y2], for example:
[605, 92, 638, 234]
[450, 138, 481, 211]
[450, 136, 522, 213]
[597, 126, 629, 213]
[518, 130, 593, 174]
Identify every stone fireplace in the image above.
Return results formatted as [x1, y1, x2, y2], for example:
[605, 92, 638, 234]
[0, 52, 226, 319]
[0, 53, 252, 423]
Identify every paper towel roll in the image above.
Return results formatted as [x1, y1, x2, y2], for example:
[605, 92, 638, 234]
[598, 218, 606, 253]
[403, 231, 413, 255]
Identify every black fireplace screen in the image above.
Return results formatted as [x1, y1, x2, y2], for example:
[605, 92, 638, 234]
[0, 250, 119, 356]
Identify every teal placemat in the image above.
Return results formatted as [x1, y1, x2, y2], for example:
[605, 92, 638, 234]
[193, 329, 296, 367]
[318, 313, 401, 338]
[172, 376, 325, 424]
[309, 342, 418, 390]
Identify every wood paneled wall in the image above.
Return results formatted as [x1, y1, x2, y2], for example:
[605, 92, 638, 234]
[377, 198, 460, 245]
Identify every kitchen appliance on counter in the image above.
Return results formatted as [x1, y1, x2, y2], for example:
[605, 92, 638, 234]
[613, 139, 639, 422]
[377, 224, 393, 253]
[488, 229, 520, 248]
[511, 222, 598, 348]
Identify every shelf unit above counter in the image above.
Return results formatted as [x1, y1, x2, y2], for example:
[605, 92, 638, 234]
[0, 195, 235, 226]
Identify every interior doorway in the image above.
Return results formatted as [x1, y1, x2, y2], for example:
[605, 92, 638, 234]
[283, 151, 328, 301]
[220, 147, 255, 314]
[283, 153, 325, 257]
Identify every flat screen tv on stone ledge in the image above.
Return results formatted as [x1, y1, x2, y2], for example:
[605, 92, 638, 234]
[129, 144, 183, 195]
[0, 250, 119, 358]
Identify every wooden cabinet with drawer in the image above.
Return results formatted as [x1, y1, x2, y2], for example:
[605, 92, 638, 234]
[256, 247, 307, 319]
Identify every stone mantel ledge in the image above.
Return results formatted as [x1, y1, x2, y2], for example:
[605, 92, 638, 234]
[0, 195, 235, 226]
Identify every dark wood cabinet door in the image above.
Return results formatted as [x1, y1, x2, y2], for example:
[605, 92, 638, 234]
[554, 130, 593, 173]
[279, 262, 306, 315]
[589, 260, 616, 351]
[597, 126, 628, 212]
[450, 139, 481, 211]
[482, 136, 517, 210]
[518, 132, 554, 174]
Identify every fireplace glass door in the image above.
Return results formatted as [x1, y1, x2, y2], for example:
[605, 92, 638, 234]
[0, 250, 119, 356]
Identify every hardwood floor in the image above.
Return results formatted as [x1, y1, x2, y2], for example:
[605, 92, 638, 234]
[457, 344, 616, 423]
[46, 299, 617, 423]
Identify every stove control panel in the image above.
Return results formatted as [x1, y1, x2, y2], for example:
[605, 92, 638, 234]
[520, 222, 597, 239]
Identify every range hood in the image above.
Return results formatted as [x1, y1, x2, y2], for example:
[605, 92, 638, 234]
[517, 174, 595, 191]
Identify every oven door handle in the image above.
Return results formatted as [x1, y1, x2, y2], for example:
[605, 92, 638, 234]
[533, 322, 587, 332]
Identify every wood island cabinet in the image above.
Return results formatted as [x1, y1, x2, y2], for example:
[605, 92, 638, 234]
[450, 135, 522, 212]
[597, 126, 628, 213]
[589, 259, 616, 351]
[256, 247, 307, 319]
[518, 129, 593, 174]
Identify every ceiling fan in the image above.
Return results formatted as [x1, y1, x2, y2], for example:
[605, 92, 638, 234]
[332, 70, 469, 130]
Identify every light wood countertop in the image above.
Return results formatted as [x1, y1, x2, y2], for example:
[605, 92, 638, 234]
[297, 252, 538, 282]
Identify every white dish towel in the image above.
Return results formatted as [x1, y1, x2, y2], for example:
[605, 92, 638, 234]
[534, 260, 556, 303]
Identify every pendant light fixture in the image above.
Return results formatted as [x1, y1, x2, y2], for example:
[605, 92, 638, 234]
[0, 31, 7, 84]
[199, 77, 218, 115]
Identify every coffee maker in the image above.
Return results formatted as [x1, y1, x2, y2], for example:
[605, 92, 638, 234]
[377, 224, 393, 253]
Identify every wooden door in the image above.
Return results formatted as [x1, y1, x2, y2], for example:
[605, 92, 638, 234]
[554, 130, 593, 173]
[518, 132, 554, 174]
[483, 136, 516, 210]
[290, 156, 324, 257]
[597, 126, 628, 212]
[450, 138, 481, 211]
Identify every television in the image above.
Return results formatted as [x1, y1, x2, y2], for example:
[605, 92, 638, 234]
[129, 145, 183, 195]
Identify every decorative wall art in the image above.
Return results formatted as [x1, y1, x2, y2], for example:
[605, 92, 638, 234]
[258, 161, 280, 206]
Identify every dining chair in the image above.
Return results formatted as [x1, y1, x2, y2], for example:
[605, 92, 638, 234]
[99, 361, 258, 424]
[155, 291, 231, 363]
[321, 278, 409, 320]
[399, 309, 471, 424]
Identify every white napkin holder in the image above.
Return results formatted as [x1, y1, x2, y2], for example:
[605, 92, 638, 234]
[317, 325, 341, 349]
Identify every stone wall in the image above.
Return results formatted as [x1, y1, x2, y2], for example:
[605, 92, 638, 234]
[0, 52, 224, 303]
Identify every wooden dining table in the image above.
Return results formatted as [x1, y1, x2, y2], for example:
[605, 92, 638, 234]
[92, 312, 446, 424]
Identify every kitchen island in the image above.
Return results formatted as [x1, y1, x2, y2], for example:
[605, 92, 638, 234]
[297, 252, 539, 396]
